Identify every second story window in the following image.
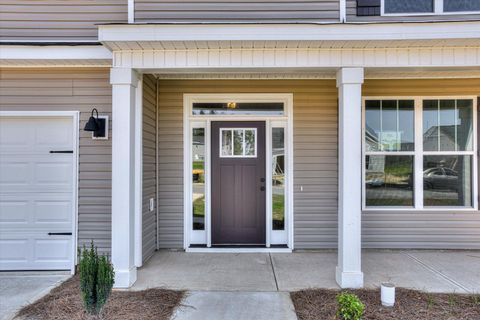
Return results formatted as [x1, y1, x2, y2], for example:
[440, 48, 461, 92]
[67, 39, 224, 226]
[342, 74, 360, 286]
[381, 0, 480, 15]
[384, 0, 433, 14]
[444, 0, 480, 12]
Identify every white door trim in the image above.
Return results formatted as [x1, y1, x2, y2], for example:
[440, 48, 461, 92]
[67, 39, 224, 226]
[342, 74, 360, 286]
[0, 111, 79, 274]
[182, 94, 294, 251]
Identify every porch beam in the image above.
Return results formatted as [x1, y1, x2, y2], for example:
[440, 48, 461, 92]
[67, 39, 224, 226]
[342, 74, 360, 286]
[336, 67, 364, 289]
[111, 67, 139, 288]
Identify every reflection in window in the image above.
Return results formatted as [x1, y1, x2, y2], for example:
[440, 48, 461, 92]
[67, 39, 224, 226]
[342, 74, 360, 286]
[192, 128, 205, 230]
[384, 0, 434, 13]
[424, 155, 472, 207]
[444, 0, 480, 12]
[423, 99, 473, 151]
[365, 100, 414, 152]
[365, 155, 414, 206]
[220, 128, 256, 157]
[272, 128, 285, 230]
[193, 102, 284, 116]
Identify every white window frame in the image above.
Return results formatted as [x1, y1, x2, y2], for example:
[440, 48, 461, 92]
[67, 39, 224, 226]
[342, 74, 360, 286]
[381, 0, 480, 16]
[362, 96, 478, 212]
[219, 128, 258, 158]
[183, 93, 294, 251]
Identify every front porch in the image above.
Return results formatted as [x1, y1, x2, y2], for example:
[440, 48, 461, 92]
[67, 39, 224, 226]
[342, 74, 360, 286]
[132, 250, 480, 293]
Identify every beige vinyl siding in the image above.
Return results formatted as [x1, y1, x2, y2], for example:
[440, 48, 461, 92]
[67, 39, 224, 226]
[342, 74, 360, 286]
[0, 68, 113, 254]
[142, 74, 157, 261]
[362, 78, 480, 249]
[0, 1, 127, 41]
[346, 0, 480, 22]
[135, 0, 340, 23]
[157, 79, 338, 249]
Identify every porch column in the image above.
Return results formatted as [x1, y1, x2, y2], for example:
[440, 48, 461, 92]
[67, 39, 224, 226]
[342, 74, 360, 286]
[335, 67, 364, 288]
[110, 68, 139, 288]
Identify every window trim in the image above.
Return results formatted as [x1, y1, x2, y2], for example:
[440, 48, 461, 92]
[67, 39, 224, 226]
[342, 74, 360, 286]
[362, 96, 478, 212]
[381, 0, 480, 16]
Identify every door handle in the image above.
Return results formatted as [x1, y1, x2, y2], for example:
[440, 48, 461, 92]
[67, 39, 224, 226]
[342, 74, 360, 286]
[48, 232, 72, 236]
[260, 178, 265, 182]
[49, 150, 73, 154]
[260, 186, 265, 191]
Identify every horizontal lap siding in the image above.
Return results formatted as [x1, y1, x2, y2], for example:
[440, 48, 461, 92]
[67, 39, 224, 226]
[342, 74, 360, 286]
[135, 0, 339, 23]
[157, 79, 338, 249]
[142, 74, 157, 261]
[346, 0, 480, 22]
[362, 79, 480, 249]
[0, 1, 127, 40]
[0, 68, 113, 254]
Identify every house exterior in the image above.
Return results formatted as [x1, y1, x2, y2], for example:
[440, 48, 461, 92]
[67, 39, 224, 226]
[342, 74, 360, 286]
[0, 0, 479, 289]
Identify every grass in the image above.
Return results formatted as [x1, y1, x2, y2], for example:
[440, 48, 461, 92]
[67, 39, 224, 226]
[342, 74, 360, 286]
[193, 196, 205, 217]
[16, 275, 184, 320]
[272, 194, 285, 228]
[291, 288, 480, 320]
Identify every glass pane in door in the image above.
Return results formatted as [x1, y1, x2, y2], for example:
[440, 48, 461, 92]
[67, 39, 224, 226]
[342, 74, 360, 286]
[192, 128, 205, 230]
[272, 128, 285, 230]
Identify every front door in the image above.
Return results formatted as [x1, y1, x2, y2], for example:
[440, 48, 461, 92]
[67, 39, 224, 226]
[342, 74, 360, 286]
[211, 121, 266, 245]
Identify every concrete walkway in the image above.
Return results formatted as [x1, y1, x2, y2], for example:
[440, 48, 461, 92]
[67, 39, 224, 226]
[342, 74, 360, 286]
[0, 271, 69, 320]
[134, 250, 480, 294]
[133, 250, 480, 319]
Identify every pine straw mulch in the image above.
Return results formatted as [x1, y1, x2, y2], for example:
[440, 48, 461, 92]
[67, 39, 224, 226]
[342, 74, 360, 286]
[291, 288, 480, 320]
[15, 275, 185, 320]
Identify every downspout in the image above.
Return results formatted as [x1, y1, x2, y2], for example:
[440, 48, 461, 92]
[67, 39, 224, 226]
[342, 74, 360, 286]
[128, 0, 135, 24]
[156, 77, 160, 250]
[339, 0, 346, 23]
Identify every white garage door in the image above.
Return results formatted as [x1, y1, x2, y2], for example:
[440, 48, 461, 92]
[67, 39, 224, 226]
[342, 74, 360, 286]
[0, 115, 76, 270]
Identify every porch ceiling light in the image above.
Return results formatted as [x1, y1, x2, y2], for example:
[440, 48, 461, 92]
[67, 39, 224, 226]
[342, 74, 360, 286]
[84, 108, 106, 138]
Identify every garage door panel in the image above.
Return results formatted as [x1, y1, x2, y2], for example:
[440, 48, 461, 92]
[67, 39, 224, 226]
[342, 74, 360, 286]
[0, 115, 75, 271]
[0, 117, 73, 155]
[0, 194, 72, 229]
[1, 156, 73, 193]
[0, 233, 72, 270]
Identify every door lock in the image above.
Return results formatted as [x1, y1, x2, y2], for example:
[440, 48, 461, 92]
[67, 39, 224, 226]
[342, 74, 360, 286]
[260, 186, 265, 191]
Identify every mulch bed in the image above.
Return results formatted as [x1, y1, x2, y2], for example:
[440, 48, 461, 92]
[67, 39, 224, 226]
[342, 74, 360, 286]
[15, 276, 184, 320]
[291, 288, 480, 320]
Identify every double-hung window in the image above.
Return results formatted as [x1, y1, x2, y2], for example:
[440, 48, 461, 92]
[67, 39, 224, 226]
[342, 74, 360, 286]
[382, 0, 480, 15]
[364, 97, 477, 209]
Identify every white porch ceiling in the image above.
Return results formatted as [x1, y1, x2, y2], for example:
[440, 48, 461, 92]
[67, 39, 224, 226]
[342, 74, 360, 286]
[99, 22, 480, 51]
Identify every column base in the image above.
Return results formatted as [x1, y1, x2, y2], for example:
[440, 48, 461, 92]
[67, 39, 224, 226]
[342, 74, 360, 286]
[114, 267, 137, 288]
[336, 266, 364, 289]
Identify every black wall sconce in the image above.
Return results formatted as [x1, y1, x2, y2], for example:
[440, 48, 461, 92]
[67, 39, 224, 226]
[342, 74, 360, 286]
[84, 108, 108, 139]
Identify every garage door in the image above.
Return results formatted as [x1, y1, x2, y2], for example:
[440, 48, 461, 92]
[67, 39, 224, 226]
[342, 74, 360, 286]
[0, 115, 76, 270]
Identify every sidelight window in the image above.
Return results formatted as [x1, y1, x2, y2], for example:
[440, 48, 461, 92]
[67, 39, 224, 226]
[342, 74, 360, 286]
[364, 98, 476, 209]
[382, 0, 480, 15]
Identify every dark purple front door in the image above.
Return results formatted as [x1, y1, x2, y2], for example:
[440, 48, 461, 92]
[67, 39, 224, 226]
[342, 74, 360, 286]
[211, 121, 266, 245]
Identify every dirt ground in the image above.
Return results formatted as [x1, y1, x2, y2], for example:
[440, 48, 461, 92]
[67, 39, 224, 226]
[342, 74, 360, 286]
[291, 288, 480, 320]
[15, 276, 184, 320]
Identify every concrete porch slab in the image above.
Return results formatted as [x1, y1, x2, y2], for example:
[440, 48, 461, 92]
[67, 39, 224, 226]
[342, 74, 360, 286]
[133, 251, 277, 291]
[133, 250, 480, 294]
[172, 291, 297, 320]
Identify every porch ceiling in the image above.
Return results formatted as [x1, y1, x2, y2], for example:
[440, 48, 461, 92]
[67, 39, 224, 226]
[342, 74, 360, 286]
[98, 22, 480, 51]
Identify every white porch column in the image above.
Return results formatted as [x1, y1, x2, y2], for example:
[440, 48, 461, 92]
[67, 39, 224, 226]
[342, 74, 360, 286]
[335, 67, 364, 289]
[111, 68, 139, 288]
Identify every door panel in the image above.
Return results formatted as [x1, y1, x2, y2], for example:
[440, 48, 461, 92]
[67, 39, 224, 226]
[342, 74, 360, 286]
[211, 121, 266, 245]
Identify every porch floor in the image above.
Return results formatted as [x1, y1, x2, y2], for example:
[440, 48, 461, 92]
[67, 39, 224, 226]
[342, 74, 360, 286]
[132, 250, 480, 294]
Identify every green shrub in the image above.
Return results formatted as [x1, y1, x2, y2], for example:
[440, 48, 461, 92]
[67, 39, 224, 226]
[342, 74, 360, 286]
[78, 242, 115, 314]
[336, 292, 365, 320]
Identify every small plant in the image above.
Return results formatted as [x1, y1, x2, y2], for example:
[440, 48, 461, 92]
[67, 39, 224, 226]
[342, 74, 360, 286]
[78, 242, 115, 314]
[336, 292, 365, 320]
[448, 293, 457, 307]
[426, 293, 436, 308]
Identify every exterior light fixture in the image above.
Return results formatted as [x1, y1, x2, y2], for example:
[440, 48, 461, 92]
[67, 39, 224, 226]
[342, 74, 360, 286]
[84, 108, 108, 139]
[227, 102, 237, 109]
